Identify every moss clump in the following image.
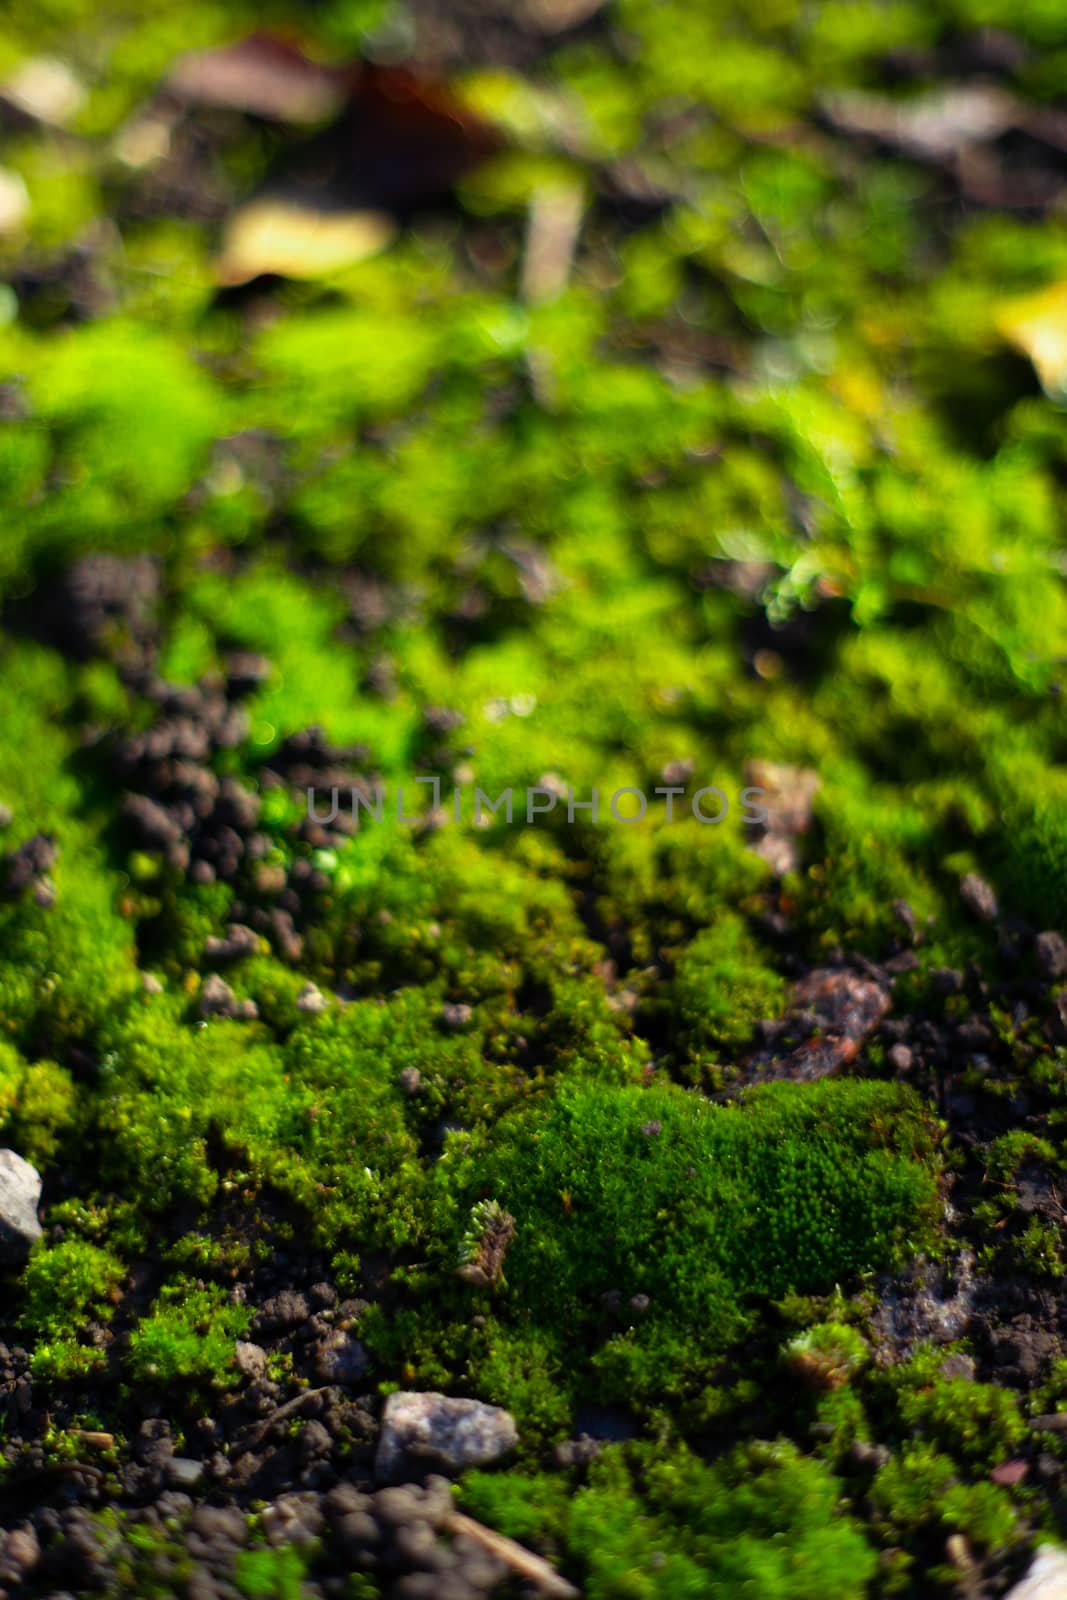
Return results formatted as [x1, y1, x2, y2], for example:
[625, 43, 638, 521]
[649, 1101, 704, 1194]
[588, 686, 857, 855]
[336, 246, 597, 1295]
[464, 1324, 574, 1443]
[20, 1237, 125, 1341]
[234, 1545, 310, 1600]
[16, 320, 222, 567]
[21, 1237, 125, 1382]
[2, 1057, 80, 1166]
[127, 1281, 251, 1387]
[782, 1322, 869, 1392]
[895, 1370, 1027, 1470]
[464, 1438, 878, 1599]
[666, 912, 787, 1070]
[996, 784, 1067, 928]
[438, 1078, 938, 1399]
[869, 1444, 1018, 1552]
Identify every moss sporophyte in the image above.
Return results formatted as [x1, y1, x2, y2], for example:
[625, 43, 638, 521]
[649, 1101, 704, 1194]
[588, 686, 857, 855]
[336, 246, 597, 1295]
[307, 779, 770, 826]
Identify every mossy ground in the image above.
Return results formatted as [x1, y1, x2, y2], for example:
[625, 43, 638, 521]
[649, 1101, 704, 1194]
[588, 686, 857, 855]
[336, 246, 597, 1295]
[1, 0, 1066, 1594]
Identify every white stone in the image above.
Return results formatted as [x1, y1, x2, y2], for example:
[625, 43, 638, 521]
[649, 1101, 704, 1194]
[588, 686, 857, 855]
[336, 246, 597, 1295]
[1005, 1546, 1067, 1600]
[3, 57, 85, 125]
[0, 170, 29, 236]
[375, 1391, 517, 1482]
[0, 1149, 42, 1264]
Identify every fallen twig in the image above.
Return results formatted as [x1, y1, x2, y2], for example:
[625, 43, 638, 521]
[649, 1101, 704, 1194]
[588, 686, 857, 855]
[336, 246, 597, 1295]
[521, 182, 584, 304]
[231, 1386, 331, 1456]
[443, 1509, 580, 1598]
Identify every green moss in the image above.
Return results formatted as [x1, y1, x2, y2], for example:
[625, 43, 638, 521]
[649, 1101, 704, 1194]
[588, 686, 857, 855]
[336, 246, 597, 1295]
[31, 1339, 108, 1382]
[235, 1545, 310, 1600]
[7, 320, 222, 570]
[463, 1440, 880, 1598]
[894, 1365, 1026, 1470]
[870, 1444, 1019, 1550]
[3, 0, 1067, 1573]
[667, 913, 787, 1069]
[1013, 1219, 1067, 1280]
[20, 1238, 125, 1381]
[128, 1281, 251, 1387]
[986, 1131, 1060, 1182]
[782, 1322, 869, 1392]
[4, 1058, 80, 1165]
[433, 1078, 938, 1400]
[997, 780, 1067, 927]
[464, 1324, 572, 1443]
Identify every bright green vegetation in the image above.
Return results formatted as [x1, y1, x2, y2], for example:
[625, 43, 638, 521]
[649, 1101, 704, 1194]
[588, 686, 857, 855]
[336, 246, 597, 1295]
[462, 1440, 880, 1599]
[235, 1546, 311, 1600]
[782, 1321, 870, 1392]
[127, 1282, 253, 1386]
[426, 1080, 939, 1404]
[21, 1236, 126, 1381]
[1, 0, 1067, 1589]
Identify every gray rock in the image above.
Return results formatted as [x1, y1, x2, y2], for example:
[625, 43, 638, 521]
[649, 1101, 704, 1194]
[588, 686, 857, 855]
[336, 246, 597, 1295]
[205, 923, 260, 964]
[262, 1492, 324, 1547]
[0, 1525, 40, 1580]
[0, 1149, 42, 1264]
[299, 1419, 333, 1462]
[199, 973, 258, 1020]
[165, 1457, 204, 1489]
[1003, 1545, 1067, 1600]
[743, 760, 821, 877]
[1035, 932, 1067, 983]
[940, 1353, 976, 1382]
[376, 1391, 517, 1482]
[255, 1290, 309, 1333]
[324, 1483, 371, 1520]
[296, 982, 327, 1014]
[1030, 1413, 1067, 1434]
[440, 1002, 473, 1031]
[188, 1505, 247, 1544]
[848, 1439, 890, 1470]
[959, 872, 998, 923]
[314, 1328, 370, 1384]
[234, 1341, 268, 1380]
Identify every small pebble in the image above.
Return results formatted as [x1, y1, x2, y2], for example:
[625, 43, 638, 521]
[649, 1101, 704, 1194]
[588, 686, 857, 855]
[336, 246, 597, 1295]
[1029, 1413, 1067, 1433]
[1034, 931, 1067, 983]
[234, 1341, 267, 1380]
[296, 981, 327, 1014]
[165, 1457, 204, 1489]
[440, 1002, 473, 1031]
[959, 872, 998, 923]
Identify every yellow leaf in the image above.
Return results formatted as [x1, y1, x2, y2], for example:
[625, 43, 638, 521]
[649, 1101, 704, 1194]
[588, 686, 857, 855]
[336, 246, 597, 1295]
[996, 280, 1067, 397]
[0, 167, 30, 235]
[216, 199, 395, 285]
